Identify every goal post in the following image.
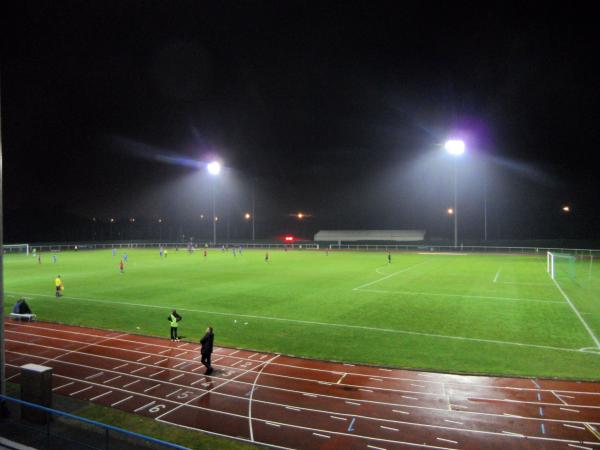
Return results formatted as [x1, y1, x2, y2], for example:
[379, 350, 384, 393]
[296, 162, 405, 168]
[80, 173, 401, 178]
[3, 243, 29, 256]
[547, 251, 576, 280]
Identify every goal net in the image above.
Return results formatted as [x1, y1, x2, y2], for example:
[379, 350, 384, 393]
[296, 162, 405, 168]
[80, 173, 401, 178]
[547, 251, 576, 280]
[3, 243, 30, 255]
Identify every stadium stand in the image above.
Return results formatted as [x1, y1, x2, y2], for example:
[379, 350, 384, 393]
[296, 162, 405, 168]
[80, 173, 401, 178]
[314, 229, 426, 242]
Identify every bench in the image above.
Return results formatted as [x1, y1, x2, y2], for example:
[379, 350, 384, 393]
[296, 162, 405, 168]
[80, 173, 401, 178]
[9, 313, 37, 322]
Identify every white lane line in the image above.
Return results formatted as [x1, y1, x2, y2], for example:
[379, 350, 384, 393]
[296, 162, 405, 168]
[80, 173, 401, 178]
[134, 400, 156, 413]
[70, 385, 93, 396]
[144, 384, 161, 393]
[173, 352, 187, 358]
[552, 278, 600, 348]
[123, 380, 139, 388]
[369, 377, 384, 382]
[380, 425, 399, 432]
[563, 424, 586, 430]
[360, 388, 373, 393]
[266, 422, 280, 427]
[559, 394, 576, 399]
[353, 261, 429, 290]
[337, 373, 347, 384]
[259, 354, 268, 360]
[149, 370, 165, 377]
[111, 395, 133, 407]
[410, 383, 425, 388]
[229, 350, 239, 356]
[53, 381, 74, 391]
[169, 373, 185, 382]
[172, 361, 188, 369]
[531, 379, 541, 389]
[560, 407, 581, 413]
[444, 419, 464, 425]
[367, 446, 387, 450]
[568, 445, 593, 450]
[158, 349, 169, 355]
[130, 367, 145, 374]
[552, 390, 568, 405]
[312, 433, 330, 439]
[402, 396, 418, 401]
[392, 409, 409, 415]
[437, 437, 458, 444]
[379, 368, 392, 372]
[90, 390, 113, 401]
[85, 371, 104, 380]
[212, 357, 224, 363]
[343, 363, 355, 367]
[303, 393, 318, 398]
[112, 363, 128, 370]
[493, 268, 502, 283]
[191, 366, 203, 372]
[502, 431, 525, 438]
[103, 375, 122, 384]
[330, 415, 347, 421]
[248, 353, 258, 359]
[6, 359, 599, 449]
[155, 358, 168, 365]
[165, 388, 182, 398]
[346, 401, 361, 406]
[191, 378, 206, 386]
[230, 360, 242, 367]
[249, 355, 280, 442]
[137, 355, 151, 362]
[286, 406, 301, 411]
[7, 295, 590, 355]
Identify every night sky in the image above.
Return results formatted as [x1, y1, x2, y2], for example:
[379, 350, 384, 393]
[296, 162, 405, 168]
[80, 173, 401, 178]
[2, 2, 599, 244]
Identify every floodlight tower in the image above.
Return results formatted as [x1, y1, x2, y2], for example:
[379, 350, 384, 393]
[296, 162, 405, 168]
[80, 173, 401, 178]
[207, 161, 221, 245]
[445, 139, 465, 247]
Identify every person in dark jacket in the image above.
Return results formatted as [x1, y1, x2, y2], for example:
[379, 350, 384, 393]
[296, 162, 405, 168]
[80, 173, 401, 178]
[200, 326, 214, 374]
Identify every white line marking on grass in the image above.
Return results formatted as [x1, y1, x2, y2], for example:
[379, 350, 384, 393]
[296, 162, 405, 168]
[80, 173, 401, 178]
[70, 386, 93, 396]
[493, 268, 502, 283]
[10, 291, 593, 355]
[90, 390, 113, 401]
[111, 395, 133, 407]
[352, 261, 429, 291]
[356, 288, 563, 304]
[551, 278, 600, 348]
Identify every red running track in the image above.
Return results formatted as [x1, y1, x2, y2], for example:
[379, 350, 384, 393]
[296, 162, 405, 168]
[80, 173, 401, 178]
[4, 320, 600, 449]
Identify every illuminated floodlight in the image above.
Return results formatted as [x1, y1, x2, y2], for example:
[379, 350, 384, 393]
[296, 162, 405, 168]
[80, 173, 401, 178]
[207, 161, 221, 175]
[297, 213, 304, 219]
[244, 213, 251, 220]
[562, 205, 571, 213]
[447, 208, 454, 215]
[444, 139, 465, 156]
[158, 218, 162, 223]
[214, 216, 219, 222]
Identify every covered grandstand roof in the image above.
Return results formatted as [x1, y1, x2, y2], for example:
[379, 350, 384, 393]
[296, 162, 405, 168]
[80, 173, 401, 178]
[314, 230, 426, 242]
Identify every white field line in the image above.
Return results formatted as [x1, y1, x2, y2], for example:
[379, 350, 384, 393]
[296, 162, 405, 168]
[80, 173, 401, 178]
[551, 278, 600, 348]
[249, 355, 280, 441]
[355, 288, 563, 305]
[493, 268, 502, 283]
[7, 327, 600, 400]
[352, 261, 429, 291]
[7, 295, 588, 357]
[7, 348, 600, 438]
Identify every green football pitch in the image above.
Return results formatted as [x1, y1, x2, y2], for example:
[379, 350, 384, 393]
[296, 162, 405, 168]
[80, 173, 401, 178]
[4, 248, 600, 379]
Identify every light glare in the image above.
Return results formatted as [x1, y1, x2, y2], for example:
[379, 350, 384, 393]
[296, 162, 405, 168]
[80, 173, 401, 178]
[445, 139, 465, 156]
[207, 161, 221, 175]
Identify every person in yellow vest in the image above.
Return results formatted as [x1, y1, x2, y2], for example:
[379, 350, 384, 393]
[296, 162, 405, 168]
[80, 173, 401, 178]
[168, 309, 182, 341]
[54, 275, 63, 297]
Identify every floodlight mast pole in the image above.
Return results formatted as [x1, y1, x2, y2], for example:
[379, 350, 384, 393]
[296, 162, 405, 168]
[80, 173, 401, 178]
[212, 179, 217, 245]
[453, 161, 458, 247]
[1, 76, 6, 403]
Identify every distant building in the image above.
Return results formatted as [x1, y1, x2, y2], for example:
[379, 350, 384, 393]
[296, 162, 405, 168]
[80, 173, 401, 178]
[314, 230, 425, 243]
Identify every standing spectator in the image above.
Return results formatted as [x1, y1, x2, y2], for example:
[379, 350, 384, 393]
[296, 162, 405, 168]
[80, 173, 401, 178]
[168, 310, 182, 341]
[119, 259, 124, 273]
[200, 326, 214, 374]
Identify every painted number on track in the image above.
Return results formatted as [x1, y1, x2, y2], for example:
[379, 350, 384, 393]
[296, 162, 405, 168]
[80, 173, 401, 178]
[176, 391, 195, 399]
[149, 404, 167, 414]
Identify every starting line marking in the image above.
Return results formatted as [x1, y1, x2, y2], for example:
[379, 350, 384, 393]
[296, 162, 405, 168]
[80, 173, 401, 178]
[111, 395, 133, 407]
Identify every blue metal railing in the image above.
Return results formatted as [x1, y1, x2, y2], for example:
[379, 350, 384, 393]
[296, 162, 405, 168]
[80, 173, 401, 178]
[0, 395, 190, 450]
